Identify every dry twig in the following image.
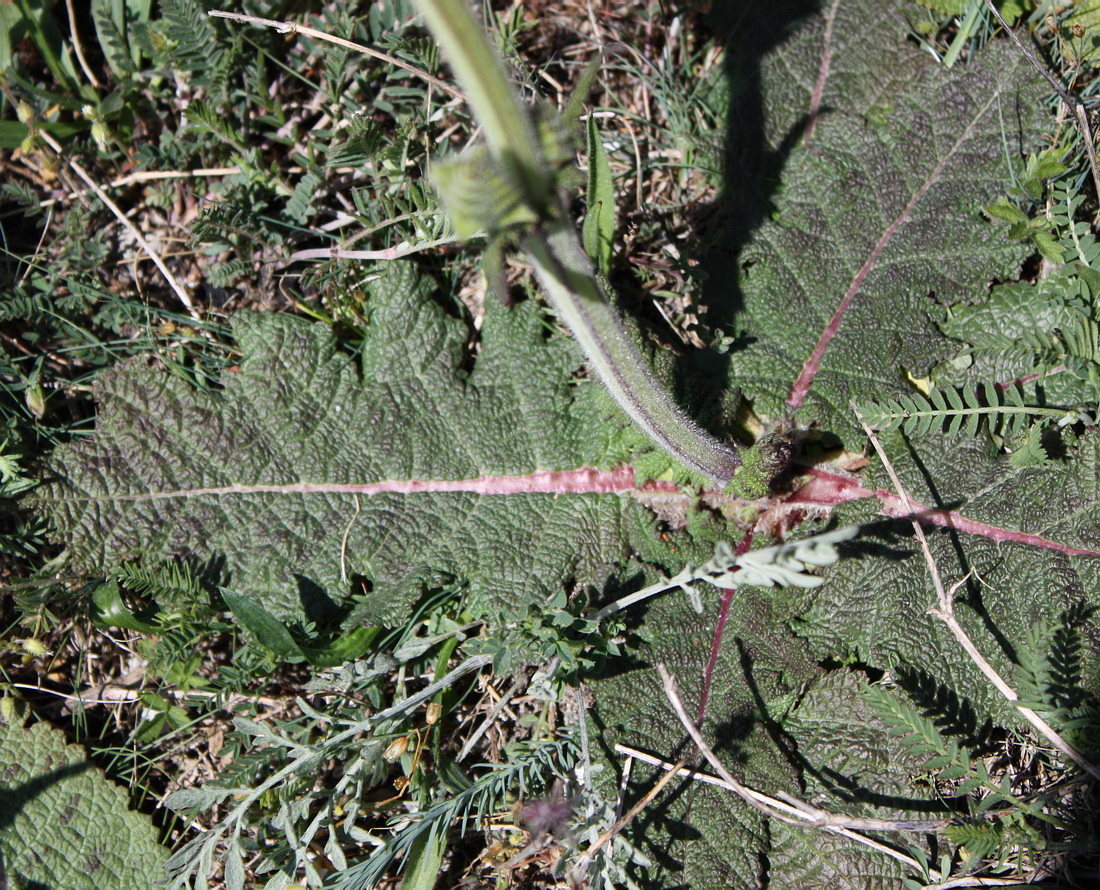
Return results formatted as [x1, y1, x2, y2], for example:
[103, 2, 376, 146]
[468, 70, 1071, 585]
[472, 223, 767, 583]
[570, 754, 687, 876]
[852, 404, 1100, 783]
[657, 664, 928, 872]
[208, 10, 465, 101]
[38, 131, 200, 319]
[922, 876, 1033, 890]
[65, 0, 101, 88]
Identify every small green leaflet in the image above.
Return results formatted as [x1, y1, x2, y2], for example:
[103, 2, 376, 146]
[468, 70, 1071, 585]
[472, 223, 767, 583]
[221, 588, 379, 666]
[582, 113, 615, 274]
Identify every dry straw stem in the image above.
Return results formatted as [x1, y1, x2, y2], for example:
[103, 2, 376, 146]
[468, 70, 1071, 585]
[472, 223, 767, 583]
[207, 10, 465, 101]
[570, 755, 688, 877]
[611, 744, 950, 831]
[64, 0, 100, 88]
[622, 732, 1032, 890]
[922, 876, 1034, 889]
[852, 405, 1100, 783]
[282, 240, 454, 264]
[37, 131, 200, 319]
[983, 0, 1100, 210]
[456, 675, 521, 763]
[657, 664, 929, 873]
[18, 167, 242, 214]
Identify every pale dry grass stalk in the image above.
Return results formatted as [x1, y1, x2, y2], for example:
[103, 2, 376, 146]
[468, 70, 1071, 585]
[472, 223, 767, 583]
[208, 10, 465, 101]
[852, 405, 1100, 783]
[921, 876, 1032, 889]
[570, 753, 687, 876]
[65, 0, 101, 88]
[38, 131, 200, 319]
[282, 240, 454, 264]
[27, 167, 241, 213]
[611, 744, 951, 831]
[657, 664, 929, 872]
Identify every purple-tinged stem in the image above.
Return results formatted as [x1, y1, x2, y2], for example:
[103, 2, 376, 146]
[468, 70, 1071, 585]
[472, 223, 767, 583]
[804, 0, 840, 143]
[696, 531, 754, 726]
[787, 84, 1008, 408]
[992, 366, 1067, 391]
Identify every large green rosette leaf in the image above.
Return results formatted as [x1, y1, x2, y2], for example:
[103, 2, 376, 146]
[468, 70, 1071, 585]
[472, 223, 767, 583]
[722, 0, 1045, 439]
[0, 715, 169, 890]
[591, 0, 1057, 885]
[766, 672, 935, 890]
[592, 586, 813, 889]
[35, 263, 684, 624]
[794, 432, 1100, 724]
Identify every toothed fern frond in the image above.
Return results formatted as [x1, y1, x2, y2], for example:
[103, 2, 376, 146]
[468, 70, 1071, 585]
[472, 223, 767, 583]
[943, 176, 1100, 424]
[864, 683, 983, 784]
[348, 180, 453, 249]
[943, 821, 1008, 874]
[856, 382, 1073, 438]
[1014, 605, 1100, 755]
[286, 170, 325, 225]
[326, 117, 387, 168]
[112, 559, 208, 608]
[157, 0, 228, 95]
[894, 666, 996, 752]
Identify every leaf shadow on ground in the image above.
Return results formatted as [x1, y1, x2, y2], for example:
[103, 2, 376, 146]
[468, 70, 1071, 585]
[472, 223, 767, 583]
[893, 665, 999, 754]
[669, 0, 820, 430]
[0, 759, 95, 890]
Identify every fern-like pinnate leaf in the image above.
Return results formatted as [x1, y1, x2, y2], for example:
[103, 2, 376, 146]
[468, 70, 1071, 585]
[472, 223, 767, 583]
[348, 180, 453, 252]
[857, 382, 1073, 439]
[1012, 608, 1100, 753]
[936, 185, 1100, 415]
[35, 264, 692, 625]
[286, 169, 324, 225]
[157, 0, 227, 92]
[91, 0, 136, 78]
[864, 684, 978, 779]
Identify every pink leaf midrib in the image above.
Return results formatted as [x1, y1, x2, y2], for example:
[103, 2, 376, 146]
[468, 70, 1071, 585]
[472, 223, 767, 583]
[787, 69, 1019, 409]
[793, 467, 1100, 558]
[75, 463, 1100, 558]
[803, 0, 841, 144]
[73, 466, 679, 502]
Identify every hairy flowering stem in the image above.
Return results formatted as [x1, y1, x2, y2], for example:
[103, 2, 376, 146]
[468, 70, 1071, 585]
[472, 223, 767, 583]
[415, 0, 743, 486]
[414, 0, 550, 216]
[524, 223, 741, 483]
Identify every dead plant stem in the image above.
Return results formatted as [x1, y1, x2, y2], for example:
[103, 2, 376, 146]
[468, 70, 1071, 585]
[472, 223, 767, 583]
[658, 665, 929, 873]
[208, 10, 465, 101]
[573, 755, 687, 870]
[853, 405, 1100, 783]
[38, 131, 200, 319]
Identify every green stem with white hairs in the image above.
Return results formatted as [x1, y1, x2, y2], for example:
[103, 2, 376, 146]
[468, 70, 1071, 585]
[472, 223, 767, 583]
[414, 0, 550, 215]
[415, 0, 744, 486]
[523, 225, 741, 484]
